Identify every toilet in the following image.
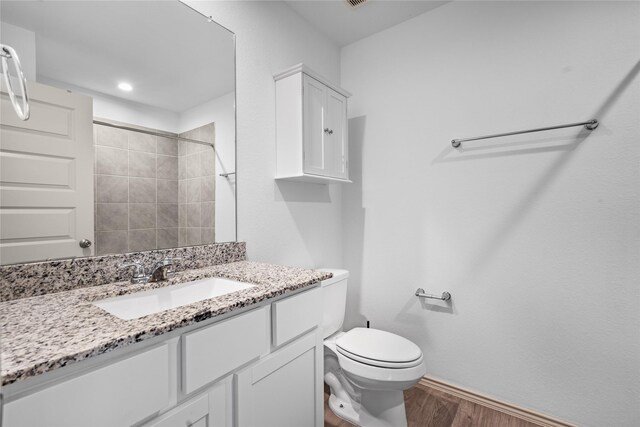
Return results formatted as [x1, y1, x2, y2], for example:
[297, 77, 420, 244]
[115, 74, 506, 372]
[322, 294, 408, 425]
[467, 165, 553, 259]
[320, 269, 426, 427]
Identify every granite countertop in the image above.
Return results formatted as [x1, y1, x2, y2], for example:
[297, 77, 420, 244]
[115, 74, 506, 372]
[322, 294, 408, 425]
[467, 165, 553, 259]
[0, 261, 331, 387]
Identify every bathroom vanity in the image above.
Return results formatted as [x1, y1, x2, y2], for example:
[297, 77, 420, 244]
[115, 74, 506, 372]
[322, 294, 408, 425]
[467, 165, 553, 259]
[0, 259, 330, 427]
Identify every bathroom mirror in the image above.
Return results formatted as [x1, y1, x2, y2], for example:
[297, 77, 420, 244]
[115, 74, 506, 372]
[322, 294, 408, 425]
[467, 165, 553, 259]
[0, 1, 236, 265]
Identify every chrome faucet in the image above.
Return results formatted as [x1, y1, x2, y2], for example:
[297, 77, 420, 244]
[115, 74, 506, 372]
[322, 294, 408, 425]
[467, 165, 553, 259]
[119, 257, 181, 284]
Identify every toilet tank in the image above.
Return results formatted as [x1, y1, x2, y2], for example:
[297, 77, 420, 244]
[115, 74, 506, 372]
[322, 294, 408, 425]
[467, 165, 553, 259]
[318, 268, 349, 339]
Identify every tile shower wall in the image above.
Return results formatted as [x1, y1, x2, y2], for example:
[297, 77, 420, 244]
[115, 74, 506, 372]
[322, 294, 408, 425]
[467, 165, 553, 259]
[178, 123, 216, 246]
[94, 123, 180, 255]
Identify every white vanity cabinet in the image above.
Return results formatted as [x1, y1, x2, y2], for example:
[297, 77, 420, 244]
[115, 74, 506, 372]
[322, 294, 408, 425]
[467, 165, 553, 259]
[2, 286, 323, 427]
[275, 64, 351, 183]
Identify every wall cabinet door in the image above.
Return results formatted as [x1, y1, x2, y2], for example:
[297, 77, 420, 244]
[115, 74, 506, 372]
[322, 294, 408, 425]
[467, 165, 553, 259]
[302, 76, 327, 176]
[302, 75, 348, 180]
[323, 88, 347, 179]
[235, 332, 322, 427]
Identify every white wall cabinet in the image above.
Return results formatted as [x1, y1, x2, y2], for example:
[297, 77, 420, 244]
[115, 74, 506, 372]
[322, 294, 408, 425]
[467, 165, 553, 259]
[275, 64, 351, 183]
[2, 286, 322, 427]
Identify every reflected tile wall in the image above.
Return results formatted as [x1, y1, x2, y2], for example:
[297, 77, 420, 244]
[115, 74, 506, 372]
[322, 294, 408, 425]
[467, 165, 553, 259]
[94, 123, 180, 255]
[178, 123, 216, 247]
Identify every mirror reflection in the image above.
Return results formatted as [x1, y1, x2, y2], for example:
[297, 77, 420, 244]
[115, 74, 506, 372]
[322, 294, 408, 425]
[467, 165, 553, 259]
[0, 1, 236, 265]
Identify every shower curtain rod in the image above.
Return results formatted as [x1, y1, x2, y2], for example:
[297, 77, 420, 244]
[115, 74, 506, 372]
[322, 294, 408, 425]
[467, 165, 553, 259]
[451, 119, 599, 148]
[93, 120, 215, 149]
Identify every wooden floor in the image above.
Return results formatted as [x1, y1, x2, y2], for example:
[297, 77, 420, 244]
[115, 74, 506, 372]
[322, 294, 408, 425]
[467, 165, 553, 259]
[324, 383, 540, 427]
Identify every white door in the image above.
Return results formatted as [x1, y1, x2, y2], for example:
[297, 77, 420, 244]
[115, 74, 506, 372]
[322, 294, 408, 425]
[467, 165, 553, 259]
[235, 332, 322, 427]
[324, 89, 347, 179]
[302, 75, 326, 176]
[0, 80, 94, 264]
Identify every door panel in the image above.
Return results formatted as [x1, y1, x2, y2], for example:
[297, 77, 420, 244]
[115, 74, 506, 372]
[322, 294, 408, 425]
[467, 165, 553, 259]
[324, 89, 347, 179]
[235, 332, 320, 427]
[302, 76, 326, 175]
[0, 80, 94, 264]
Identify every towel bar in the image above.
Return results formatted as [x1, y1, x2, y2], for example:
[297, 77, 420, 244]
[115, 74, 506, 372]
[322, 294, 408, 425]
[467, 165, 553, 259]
[415, 288, 451, 301]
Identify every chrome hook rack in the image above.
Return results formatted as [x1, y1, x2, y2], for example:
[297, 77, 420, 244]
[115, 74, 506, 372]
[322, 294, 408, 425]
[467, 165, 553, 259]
[415, 288, 451, 301]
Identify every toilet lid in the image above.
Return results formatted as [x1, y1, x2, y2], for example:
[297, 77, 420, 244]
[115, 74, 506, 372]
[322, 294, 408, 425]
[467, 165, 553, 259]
[336, 328, 423, 368]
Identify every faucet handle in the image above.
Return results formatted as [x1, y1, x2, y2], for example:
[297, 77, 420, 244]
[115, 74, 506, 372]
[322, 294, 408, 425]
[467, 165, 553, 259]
[161, 256, 182, 265]
[119, 262, 147, 280]
[151, 256, 182, 281]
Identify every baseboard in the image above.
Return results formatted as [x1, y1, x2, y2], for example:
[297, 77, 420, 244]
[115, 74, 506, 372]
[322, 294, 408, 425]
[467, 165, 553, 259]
[419, 376, 578, 427]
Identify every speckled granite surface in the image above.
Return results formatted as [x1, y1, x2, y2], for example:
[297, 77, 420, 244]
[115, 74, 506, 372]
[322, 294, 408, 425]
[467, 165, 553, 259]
[0, 242, 246, 302]
[0, 261, 332, 386]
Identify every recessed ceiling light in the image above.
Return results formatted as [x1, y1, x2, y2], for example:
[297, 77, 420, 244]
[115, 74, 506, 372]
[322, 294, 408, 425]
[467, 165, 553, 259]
[118, 82, 133, 92]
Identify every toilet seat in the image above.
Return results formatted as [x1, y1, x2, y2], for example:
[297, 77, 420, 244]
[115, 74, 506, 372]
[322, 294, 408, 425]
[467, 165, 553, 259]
[337, 346, 423, 369]
[336, 351, 426, 388]
[336, 327, 423, 368]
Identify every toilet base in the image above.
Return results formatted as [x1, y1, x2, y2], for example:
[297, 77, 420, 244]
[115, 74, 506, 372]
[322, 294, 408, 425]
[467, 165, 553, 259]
[328, 393, 360, 425]
[327, 388, 408, 427]
[359, 389, 407, 427]
[325, 371, 409, 427]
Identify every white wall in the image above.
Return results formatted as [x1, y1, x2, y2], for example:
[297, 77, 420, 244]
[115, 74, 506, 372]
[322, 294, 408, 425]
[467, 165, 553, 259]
[0, 22, 36, 81]
[186, 1, 344, 268]
[181, 92, 237, 243]
[37, 77, 182, 133]
[341, 2, 639, 426]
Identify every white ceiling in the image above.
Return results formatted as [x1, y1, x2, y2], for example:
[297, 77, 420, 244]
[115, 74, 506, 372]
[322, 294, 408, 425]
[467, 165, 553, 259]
[285, 0, 449, 47]
[0, 1, 235, 113]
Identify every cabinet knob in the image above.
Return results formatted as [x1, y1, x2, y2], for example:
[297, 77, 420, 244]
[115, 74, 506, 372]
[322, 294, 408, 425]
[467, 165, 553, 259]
[324, 128, 334, 135]
[79, 239, 92, 248]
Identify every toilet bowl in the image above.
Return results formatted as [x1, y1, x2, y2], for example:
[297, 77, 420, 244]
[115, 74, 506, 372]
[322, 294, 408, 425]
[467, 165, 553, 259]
[320, 269, 426, 427]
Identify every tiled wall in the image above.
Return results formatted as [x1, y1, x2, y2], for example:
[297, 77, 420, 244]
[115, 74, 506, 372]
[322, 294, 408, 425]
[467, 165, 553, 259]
[94, 123, 180, 255]
[178, 123, 216, 246]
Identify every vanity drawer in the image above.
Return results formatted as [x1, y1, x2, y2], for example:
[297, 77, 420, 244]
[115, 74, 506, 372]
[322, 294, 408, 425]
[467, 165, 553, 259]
[272, 286, 321, 347]
[182, 306, 270, 395]
[4, 344, 171, 427]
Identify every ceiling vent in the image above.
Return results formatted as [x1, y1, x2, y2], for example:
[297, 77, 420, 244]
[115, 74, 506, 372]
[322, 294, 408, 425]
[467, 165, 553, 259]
[345, 0, 368, 9]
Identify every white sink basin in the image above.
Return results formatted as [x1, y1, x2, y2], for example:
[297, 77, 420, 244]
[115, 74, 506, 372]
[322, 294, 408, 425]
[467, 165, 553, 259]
[94, 277, 255, 320]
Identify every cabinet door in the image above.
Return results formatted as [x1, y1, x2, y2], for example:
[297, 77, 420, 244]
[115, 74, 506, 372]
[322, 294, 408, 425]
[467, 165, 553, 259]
[302, 76, 327, 176]
[324, 89, 348, 179]
[147, 394, 210, 427]
[236, 332, 322, 427]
